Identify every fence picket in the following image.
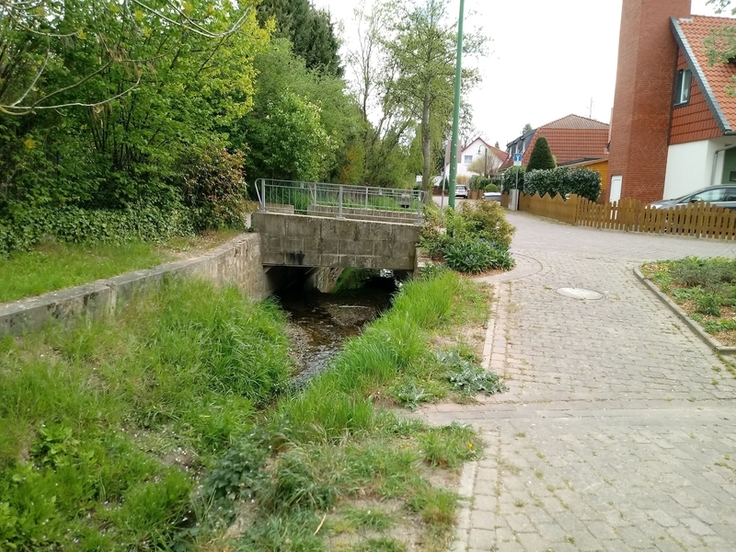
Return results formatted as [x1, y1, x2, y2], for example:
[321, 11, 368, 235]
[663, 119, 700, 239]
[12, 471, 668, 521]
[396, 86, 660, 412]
[515, 193, 736, 241]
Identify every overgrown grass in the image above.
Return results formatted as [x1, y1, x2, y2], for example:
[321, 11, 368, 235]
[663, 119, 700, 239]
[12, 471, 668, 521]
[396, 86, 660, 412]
[0, 269, 497, 551]
[0, 230, 240, 303]
[0, 278, 291, 550]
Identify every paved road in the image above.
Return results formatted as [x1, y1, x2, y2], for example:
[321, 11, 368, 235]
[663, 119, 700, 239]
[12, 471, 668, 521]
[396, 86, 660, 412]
[418, 212, 736, 552]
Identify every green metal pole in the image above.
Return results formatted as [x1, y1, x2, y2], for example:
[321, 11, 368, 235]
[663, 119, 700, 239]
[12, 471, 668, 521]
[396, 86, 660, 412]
[448, 0, 465, 209]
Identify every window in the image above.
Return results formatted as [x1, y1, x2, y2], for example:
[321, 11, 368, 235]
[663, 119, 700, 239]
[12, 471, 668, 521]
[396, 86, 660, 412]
[675, 68, 692, 106]
[463, 155, 473, 164]
[689, 188, 725, 203]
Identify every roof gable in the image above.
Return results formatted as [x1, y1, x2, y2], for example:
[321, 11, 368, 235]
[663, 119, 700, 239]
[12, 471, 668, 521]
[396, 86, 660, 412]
[672, 14, 736, 134]
[539, 114, 610, 131]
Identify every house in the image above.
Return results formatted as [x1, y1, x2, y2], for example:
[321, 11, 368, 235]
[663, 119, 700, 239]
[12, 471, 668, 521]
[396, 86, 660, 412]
[500, 115, 609, 172]
[608, 0, 736, 203]
[441, 137, 508, 181]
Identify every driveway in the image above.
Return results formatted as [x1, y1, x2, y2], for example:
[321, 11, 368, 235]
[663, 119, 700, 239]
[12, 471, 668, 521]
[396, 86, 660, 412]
[419, 212, 736, 551]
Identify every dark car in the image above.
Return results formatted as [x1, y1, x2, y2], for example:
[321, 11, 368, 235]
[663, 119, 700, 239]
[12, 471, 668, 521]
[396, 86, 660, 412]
[649, 184, 736, 210]
[455, 185, 468, 199]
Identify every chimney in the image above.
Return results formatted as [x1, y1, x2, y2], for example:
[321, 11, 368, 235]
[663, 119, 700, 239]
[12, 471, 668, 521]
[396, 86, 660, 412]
[608, 0, 692, 202]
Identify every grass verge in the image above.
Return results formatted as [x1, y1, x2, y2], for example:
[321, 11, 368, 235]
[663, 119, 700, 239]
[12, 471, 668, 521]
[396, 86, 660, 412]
[0, 268, 500, 551]
[0, 230, 240, 303]
[642, 257, 736, 347]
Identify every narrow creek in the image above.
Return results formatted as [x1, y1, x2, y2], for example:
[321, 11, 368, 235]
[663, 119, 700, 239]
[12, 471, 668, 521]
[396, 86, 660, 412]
[276, 273, 398, 385]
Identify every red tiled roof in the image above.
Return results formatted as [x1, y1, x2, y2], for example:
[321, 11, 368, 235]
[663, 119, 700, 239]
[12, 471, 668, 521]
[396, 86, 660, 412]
[676, 15, 736, 132]
[539, 114, 610, 131]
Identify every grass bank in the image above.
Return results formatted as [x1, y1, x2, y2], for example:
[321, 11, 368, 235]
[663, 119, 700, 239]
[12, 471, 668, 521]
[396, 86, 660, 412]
[0, 230, 240, 303]
[0, 269, 502, 551]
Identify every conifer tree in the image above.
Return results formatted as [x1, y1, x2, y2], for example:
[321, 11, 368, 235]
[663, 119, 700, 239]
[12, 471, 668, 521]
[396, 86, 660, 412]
[526, 137, 556, 171]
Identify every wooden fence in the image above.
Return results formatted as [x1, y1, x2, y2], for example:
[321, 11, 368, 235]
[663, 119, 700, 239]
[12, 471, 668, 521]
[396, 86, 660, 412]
[508, 192, 736, 240]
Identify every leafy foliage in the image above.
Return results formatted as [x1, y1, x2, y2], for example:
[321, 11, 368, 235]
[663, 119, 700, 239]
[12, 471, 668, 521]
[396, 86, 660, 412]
[501, 166, 526, 194]
[526, 136, 556, 171]
[443, 238, 514, 274]
[257, 0, 343, 77]
[523, 167, 602, 201]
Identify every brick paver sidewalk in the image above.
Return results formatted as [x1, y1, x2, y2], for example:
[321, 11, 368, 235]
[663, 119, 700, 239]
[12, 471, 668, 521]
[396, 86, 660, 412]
[419, 212, 736, 552]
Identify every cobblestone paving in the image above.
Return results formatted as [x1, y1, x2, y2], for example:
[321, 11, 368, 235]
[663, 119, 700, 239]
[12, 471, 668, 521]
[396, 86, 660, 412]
[418, 213, 736, 552]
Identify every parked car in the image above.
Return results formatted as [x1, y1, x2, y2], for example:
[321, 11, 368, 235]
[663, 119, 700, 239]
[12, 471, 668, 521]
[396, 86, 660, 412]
[482, 191, 502, 202]
[649, 184, 736, 210]
[455, 185, 468, 199]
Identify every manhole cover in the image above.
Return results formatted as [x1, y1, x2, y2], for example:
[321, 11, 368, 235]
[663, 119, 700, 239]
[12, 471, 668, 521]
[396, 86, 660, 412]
[556, 287, 604, 300]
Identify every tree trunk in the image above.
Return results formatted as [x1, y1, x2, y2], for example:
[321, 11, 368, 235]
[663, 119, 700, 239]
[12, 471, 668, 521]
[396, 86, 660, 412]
[421, 90, 431, 204]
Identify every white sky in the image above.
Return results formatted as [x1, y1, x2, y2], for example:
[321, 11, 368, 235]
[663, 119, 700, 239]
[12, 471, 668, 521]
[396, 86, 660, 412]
[312, 0, 722, 149]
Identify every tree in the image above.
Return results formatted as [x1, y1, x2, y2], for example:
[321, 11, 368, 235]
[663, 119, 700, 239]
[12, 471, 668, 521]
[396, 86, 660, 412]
[0, 0, 269, 212]
[257, 0, 343, 77]
[521, 123, 533, 135]
[526, 137, 556, 172]
[382, 0, 485, 199]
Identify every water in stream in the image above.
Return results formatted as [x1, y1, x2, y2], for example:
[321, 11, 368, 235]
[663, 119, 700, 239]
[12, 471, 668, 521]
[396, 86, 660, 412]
[276, 275, 398, 384]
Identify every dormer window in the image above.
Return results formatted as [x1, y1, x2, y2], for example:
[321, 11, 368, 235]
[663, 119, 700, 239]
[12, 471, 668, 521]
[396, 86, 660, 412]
[675, 68, 692, 106]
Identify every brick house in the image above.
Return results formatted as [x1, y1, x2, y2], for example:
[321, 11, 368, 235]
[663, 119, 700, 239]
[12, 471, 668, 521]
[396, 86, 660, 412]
[608, 0, 736, 203]
[500, 114, 609, 172]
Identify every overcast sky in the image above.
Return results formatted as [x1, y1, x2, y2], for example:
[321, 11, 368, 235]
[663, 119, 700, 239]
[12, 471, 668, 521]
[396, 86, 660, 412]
[312, 0, 723, 149]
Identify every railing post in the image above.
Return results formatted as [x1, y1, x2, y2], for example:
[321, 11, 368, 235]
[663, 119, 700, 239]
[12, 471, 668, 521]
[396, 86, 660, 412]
[365, 187, 369, 209]
[257, 178, 266, 211]
[338, 185, 344, 219]
[417, 192, 423, 224]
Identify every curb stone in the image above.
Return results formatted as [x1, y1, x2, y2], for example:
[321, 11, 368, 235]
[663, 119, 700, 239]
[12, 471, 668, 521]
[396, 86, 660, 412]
[633, 266, 736, 356]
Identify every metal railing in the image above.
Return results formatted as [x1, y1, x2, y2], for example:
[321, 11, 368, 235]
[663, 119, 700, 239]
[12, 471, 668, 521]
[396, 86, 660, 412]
[254, 178, 424, 224]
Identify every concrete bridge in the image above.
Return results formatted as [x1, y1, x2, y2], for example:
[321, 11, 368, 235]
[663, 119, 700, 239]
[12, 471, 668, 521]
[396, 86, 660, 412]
[252, 212, 421, 271]
[252, 179, 424, 272]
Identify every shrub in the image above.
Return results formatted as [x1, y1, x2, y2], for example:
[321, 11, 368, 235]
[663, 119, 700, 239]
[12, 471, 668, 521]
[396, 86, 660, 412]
[443, 237, 514, 274]
[501, 166, 525, 194]
[670, 257, 736, 289]
[454, 200, 516, 248]
[523, 167, 601, 202]
[181, 146, 248, 231]
[0, 204, 195, 259]
[526, 137, 556, 171]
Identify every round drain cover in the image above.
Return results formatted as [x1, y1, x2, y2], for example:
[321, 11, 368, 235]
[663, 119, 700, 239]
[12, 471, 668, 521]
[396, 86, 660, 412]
[556, 287, 604, 300]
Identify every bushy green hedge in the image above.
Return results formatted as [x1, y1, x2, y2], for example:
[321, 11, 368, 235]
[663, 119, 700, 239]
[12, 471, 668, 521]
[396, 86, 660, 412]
[420, 200, 516, 274]
[500, 167, 525, 194]
[0, 204, 196, 259]
[522, 167, 601, 201]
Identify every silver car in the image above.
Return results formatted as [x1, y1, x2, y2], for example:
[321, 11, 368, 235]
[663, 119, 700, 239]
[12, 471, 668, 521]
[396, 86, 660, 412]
[650, 185, 736, 210]
[455, 185, 468, 199]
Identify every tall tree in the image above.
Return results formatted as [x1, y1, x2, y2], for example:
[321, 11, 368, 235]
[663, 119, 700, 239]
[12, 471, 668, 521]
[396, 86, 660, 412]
[257, 0, 342, 76]
[382, 0, 485, 198]
[526, 137, 556, 171]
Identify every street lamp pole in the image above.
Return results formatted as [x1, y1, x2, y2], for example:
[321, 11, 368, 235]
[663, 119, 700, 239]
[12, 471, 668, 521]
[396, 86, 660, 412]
[448, 0, 465, 209]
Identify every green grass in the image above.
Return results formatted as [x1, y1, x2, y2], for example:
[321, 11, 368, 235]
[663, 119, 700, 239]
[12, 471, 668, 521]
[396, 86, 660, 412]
[0, 231, 240, 303]
[642, 258, 736, 347]
[0, 269, 494, 552]
[0, 278, 291, 551]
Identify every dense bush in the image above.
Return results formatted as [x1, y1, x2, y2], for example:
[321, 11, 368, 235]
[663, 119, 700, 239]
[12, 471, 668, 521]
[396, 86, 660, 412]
[420, 200, 516, 274]
[501, 166, 525, 194]
[523, 167, 601, 202]
[449, 200, 515, 248]
[443, 237, 514, 273]
[181, 146, 248, 231]
[468, 175, 495, 191]
[0, 204, 194, 259]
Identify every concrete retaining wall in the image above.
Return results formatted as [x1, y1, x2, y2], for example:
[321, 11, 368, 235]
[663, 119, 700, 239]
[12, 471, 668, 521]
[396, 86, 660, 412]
[253, 212, 420, 270]
[0, 233, 266, 337]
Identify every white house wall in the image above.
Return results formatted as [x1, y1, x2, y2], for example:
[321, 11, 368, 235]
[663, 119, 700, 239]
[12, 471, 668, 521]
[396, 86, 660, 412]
[664, 139, 726, 200]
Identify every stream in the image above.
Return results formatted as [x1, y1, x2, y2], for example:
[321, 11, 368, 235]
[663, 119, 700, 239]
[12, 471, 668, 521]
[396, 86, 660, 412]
[276, 274, 398, 385]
